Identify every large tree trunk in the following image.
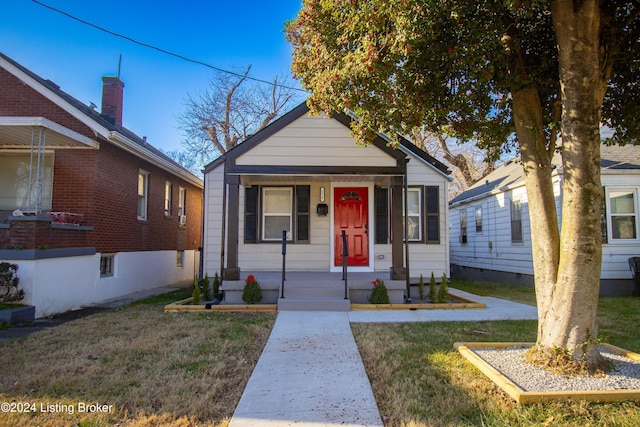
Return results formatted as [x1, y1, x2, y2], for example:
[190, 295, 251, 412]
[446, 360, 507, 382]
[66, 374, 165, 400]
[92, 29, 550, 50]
[530, 0, 605, 369]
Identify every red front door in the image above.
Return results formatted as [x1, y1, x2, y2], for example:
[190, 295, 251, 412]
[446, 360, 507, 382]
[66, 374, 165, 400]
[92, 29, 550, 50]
[334, 187, 369, 266]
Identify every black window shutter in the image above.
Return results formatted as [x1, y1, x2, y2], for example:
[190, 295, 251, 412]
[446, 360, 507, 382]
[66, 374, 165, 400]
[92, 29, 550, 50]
[244, 186, 259, 243]
[425, 186, 440, 244]
[296, 185, 310, 243]
[375, 187, 389, 244]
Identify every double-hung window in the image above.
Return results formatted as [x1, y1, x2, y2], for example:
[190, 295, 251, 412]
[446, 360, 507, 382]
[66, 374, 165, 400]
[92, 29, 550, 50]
[245, 185, 310, 243]
[404, 187, 423, 241]
[164, 181, 173, 216]
[178, 187, 186, 225]
[510, 199, 523, 243]
[137, 170, 149, 220]
[262, 187, 293, 241]
[608, 189, 638, 240]
[460, 209, 467, 244]
[475, 206, 482, 233]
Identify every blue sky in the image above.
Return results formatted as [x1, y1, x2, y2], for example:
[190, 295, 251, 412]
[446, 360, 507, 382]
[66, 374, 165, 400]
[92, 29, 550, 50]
[1, 0, 306, 153]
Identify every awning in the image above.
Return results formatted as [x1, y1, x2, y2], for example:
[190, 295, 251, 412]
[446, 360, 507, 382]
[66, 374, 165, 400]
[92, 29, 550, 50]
[0, 117, 99, 149]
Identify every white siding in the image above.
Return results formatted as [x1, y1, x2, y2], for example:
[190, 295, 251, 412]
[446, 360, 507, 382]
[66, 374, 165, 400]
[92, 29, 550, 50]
[203, 163, 225, 278]
[452, 170, 640, 282]
[450, 184, 539, 276]
[235, 114, 396, 168]
[238, 180, 333, 271]
[601, 173, 640, 280]
[405, 151, 450, 278]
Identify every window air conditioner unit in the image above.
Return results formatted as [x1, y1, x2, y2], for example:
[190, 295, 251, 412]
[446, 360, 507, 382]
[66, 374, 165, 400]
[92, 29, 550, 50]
[179, 215, 187, 225]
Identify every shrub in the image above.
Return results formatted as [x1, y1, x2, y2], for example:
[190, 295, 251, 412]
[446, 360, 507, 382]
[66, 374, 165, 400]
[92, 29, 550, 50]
[242, 275, 262, 304]
[201, 274, 211, 301]
[368, 278, 390, 304]
[429, 272, 437, 302]
[418, 274, 425, 300]
[192, 276, 201, 305]
[437, 273, 449, 303]
[0, 262, 23, 303]
[213, 272, 220, 299]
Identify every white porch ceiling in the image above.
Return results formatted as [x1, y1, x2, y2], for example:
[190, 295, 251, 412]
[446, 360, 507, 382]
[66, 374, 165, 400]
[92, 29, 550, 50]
[0, 117, 99, 149]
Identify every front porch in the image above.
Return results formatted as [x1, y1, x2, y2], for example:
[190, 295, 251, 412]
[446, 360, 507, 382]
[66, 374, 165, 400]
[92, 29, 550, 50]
[221, 271, 406, 311]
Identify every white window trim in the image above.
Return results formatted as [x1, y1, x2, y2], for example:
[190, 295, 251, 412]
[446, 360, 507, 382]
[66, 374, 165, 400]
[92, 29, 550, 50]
[510, 198, 523, 244]
[261, 187, 293, 241]
[137, 170, 149, 220]
[475, 206, 483, 233]
[178, 187, 187, 225]
[606, 187, 639, 243]
[165, 181, 173, 216]
[403, 187, 423, 242]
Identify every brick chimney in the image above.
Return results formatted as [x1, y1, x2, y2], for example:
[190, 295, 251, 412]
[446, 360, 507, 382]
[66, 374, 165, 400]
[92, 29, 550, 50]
[101, 76, 124, 126]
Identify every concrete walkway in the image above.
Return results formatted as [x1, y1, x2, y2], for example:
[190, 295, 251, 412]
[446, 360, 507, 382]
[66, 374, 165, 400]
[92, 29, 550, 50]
[229, 311, 383, 427]
[229, 290, 538, 426]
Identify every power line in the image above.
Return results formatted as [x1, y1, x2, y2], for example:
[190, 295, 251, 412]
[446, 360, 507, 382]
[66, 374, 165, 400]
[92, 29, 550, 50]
[32, 0, 308, 93]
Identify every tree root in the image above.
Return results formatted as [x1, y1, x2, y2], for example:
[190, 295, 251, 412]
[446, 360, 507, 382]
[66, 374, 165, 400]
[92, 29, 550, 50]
[525, 345, 612, 377]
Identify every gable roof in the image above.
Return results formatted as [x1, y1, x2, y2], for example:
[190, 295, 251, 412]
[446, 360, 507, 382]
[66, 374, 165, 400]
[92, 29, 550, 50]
[450, 143, 640, 206]
[204, 102, 451, 178]
[0, 52, 203, 188]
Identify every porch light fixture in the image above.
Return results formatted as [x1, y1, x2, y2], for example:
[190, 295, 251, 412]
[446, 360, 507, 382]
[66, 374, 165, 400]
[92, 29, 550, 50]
[320, 186, 325, 202]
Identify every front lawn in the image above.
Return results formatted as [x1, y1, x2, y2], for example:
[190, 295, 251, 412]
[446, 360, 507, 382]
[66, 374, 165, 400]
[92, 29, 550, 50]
[352, 280, 640, 426]
[0, 288, 275, 427]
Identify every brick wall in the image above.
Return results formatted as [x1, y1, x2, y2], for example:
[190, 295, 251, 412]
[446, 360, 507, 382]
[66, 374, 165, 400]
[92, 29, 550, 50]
[0, 68, 95, 139]
[1, 65, 203, 255]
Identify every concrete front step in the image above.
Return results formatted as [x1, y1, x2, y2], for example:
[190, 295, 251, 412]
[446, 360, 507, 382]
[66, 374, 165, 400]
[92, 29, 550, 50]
[282, 284, 347, 299]
[277, 296, 351, 312]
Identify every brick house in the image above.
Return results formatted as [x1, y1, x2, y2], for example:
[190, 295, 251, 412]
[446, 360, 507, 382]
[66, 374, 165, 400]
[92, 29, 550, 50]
[0, 52, 203, 317]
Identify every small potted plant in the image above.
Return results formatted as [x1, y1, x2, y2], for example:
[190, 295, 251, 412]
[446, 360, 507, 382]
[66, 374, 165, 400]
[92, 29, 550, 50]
[368, 278, 390, 304]
[242, 274, 262, 304]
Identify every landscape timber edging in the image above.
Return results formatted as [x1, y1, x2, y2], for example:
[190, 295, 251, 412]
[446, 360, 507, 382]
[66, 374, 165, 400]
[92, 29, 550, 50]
[454, 341, 640, 404]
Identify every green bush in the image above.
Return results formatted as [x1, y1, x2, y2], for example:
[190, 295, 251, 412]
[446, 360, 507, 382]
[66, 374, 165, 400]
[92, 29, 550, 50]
[418, 274, 425, 300]
[429, 272, 437, 302]
[192, 276, 201, 305]
[242, 275, 262, 304]
[437, 273, 449, 303]
[0, 262, 23, 303]
[201, 274, 211, 301]
[213, 272, 220, 299]
[368, 278, 390, 304]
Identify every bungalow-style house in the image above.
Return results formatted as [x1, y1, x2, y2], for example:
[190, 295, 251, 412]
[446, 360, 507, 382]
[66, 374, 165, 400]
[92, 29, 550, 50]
[449, 144, 640, 296]
[0, 52, 203, 317]
[202, 103, 451, 308]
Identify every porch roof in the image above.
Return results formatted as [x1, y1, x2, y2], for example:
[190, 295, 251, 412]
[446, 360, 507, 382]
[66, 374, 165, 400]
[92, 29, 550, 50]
[0, 117, 99, 149]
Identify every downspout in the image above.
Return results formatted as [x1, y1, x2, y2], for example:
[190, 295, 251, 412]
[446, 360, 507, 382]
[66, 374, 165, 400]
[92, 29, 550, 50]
[404, 158, 411, 302]
[219, 156, 228, 285]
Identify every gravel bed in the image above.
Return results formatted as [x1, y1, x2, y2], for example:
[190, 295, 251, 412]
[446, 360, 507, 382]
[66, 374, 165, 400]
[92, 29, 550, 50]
[473, 346, 640, 392]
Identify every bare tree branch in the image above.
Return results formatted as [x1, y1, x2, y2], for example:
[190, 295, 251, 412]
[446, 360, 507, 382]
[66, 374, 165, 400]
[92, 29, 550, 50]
[172, 66, 304, 174]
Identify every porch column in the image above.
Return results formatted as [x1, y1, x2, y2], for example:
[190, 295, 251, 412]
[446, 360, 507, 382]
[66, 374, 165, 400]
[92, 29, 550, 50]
[390, 176, 406, 280]
[225, 176, 240, 280]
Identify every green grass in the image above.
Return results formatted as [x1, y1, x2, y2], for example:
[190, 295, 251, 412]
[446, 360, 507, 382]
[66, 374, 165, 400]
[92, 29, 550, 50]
[451, 278, 537, 305]
[0, 288, 275, 427]
[353, 280, 640, 426]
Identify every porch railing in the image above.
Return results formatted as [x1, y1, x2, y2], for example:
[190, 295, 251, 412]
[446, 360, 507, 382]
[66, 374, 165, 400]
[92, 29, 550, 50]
[280, 230, 286, 299]
[341, 230, 348, 300]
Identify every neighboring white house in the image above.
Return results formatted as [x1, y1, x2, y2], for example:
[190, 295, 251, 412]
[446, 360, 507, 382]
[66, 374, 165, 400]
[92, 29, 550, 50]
[202, 103, 452, 303]
[449, 144, 640, 296]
